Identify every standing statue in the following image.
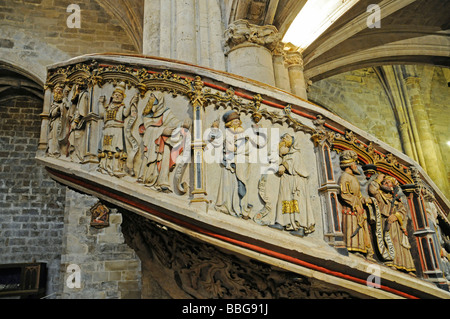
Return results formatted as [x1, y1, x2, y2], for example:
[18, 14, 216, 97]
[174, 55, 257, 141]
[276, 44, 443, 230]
[214, 110, 265, 219]
[137, 92, 190, 192]
[269, 133, 315, 237]
[338, 150, 375, 260]
[368, 174, 416, 273]
[98, 82, 137, 177]
[67, 80, 89, 162]
[47, 83, 68, 157]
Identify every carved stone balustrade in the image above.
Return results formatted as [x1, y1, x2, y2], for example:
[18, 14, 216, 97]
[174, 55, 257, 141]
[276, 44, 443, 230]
[36, 54, 450, 299]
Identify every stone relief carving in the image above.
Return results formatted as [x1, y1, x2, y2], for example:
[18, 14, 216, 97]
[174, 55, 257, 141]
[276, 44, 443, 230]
[121, 211, 354, 299]
[97, 82, 137, 177]
[65, 79, 90, 162]
[367, 174, 416, 273]
[269, 133, 315, 237]
[213, 110, 268, 219]
[44, 63, 319, 237]
[42, 62, 450, 285]
[337, 150, 376, 260]
[136, 92, 191, 192]
[47, 83, 69, 158]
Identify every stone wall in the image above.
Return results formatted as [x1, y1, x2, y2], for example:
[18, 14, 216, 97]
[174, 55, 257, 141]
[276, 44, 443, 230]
[308, 67, 403, 151]
[0, 0, 142, 298]
[423, 66, 450, 185]
[0, 96, 66, 297]
[0, 0, 138, 82]
[60, 189, 141, 299]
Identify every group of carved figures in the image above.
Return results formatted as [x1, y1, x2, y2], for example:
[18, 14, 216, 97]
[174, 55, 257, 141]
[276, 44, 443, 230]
[338, 150, 416, 274]
[46, 81, 316, 236]
[206, 109, 315, 237]
[47, 82, 191, 191]
[48, 82, 419, 274]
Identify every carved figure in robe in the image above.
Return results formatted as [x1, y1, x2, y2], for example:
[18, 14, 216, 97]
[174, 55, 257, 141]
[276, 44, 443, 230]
[214, 111, 250, 218]
[98, 82, 136, 177]
[368, 175, 416, 273]
[269, 133, 315, 237]
[337, 150, 375, 260]
[47, 83, 68, 157]
[137, 92, 191, 192]
[67, 81, 89, 162]
[214, 110, 269, 218]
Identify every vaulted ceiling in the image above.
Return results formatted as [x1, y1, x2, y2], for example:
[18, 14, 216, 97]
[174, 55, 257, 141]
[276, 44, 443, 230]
[95, 0, 450, 82]
[94, 0, 144, 53]
[302, 0, 450, 81]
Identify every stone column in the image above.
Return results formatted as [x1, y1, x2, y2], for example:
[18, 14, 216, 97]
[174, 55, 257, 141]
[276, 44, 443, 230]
[175, 0, 197, 64]
[272, 43, 290, 91]
[285, 50, 308, 100]
[143, 0, 226, 70]
[403, 66, 449, 195]
[224, 19, 280, 86]
[142, 0, 161, 57]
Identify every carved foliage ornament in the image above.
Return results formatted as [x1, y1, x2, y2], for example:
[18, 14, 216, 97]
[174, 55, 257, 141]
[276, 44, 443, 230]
[121, 212, 354, 299]
[224, 19, 281, 52]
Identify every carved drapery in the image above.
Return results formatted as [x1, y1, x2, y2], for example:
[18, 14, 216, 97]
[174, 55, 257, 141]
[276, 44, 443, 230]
[38, 56, 450, 296]
[312, 114, 450, 287]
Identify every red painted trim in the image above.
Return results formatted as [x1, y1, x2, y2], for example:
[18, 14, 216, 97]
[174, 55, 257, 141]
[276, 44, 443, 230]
[47, 167, 419, 299]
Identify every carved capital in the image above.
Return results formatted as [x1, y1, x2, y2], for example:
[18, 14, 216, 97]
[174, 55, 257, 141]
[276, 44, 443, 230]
[285, 51, 304, 69]
[272, 41, 286, 56]
[224, 19, 281, 53]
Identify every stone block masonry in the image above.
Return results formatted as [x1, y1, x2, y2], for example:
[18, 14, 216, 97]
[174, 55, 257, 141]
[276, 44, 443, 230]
[60, 189, 141, 299]
[0, 97, 66, 297]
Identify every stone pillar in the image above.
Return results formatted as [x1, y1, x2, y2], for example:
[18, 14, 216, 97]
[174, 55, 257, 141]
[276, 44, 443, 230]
[175, 0, 197, 64]
[285, 50, 308, 100]
[142, 0, 161, 57]
[272, 43, 290, 91]
[142, 0, 226, 71]
[403, 66, 449, 195]
[224, 19, 280, 86]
